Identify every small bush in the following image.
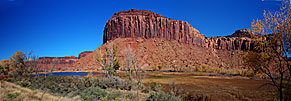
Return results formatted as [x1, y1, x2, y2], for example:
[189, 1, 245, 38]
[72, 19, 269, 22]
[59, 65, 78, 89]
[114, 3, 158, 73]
[237, 70, 243, 75]
[158, 65, 163, 71]
[256, 73, 263, 78]
[98, 76, 123, 89]
[204, 68, 209, 72]
[119, 79, 136, 90]
[107, 91, 124, 100]
[202, 64, 207, 70]
[7, 93, 20, 99]
[126, 93, 138, 99]
[153, 64, 158, 71]
[191, 66, 196, 72]
[80, 86, 107, 100]
[182, 92, 212, 101]
[210, 67, 216, 73]
[146, 92, 181, 101]
[149, 82, 162, 92]
[97, 76, 136, 90]
[142, 88, 150, 93]
[194, 65, 201, 72]
[196, 67, 202, 72]
[216, 67, 222, 73]
[245, 70, 254, 77]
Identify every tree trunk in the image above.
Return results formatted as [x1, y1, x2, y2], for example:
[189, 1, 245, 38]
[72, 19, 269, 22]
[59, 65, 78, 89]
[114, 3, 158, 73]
[279, 87, 283, 101]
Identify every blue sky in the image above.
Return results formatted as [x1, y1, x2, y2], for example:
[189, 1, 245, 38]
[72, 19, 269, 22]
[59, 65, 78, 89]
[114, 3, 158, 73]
[0, 0, 282, 60]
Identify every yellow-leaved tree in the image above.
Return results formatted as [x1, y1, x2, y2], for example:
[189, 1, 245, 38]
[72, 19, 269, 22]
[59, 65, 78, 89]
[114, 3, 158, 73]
[244, 1, 291, 100]
[0, 59, 10, 75]
[9, 51, 26, 80]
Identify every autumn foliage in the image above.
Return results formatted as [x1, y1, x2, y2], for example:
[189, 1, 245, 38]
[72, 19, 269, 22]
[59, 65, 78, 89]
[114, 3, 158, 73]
[244, 1, 291, 100]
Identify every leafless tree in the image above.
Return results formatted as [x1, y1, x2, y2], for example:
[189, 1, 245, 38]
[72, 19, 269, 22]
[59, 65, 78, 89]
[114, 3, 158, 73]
[25, 50, 39, 80]
[122, 46, 144, 85]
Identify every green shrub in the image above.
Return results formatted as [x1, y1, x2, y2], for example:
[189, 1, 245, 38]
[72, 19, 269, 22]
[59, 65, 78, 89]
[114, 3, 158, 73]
[16, 76, 136, 98]
[149, 82, 162, 92]
[182, 93, 212, 101]
[158, 65, 163, 71]
[107, 91, 124, 100]
[146, 92, 181, 101]
[126, 93, 138, 99]
[18, 76, 100, 96]
[98, 76, 135, 90]
[80, 86, 107, 101]
[142, 88, 150, 93]
[119, 79, 136, 90]
[7, 93, 20, 99]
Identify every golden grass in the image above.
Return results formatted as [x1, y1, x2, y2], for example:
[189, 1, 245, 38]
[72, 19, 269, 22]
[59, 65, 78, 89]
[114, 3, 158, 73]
[0, 80, 77, 101]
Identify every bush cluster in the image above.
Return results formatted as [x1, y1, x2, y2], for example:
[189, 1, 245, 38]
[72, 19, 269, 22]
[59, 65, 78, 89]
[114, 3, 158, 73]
[182, 93, 212, 101]
[149, 82, 163, 92]
[80, 86, 126, 101]
[80, 86, 107, 100]
[146, 92, 181, 101]
[97, 76, 136, 90]
[17, 76, 136, 97]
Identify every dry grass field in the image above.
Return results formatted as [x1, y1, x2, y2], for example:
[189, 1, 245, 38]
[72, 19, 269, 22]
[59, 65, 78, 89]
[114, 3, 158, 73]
[141, 71, 277, 100]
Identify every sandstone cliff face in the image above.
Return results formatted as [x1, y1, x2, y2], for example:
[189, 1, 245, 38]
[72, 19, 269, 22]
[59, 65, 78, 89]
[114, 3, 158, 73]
[205, 37, 254, 51]
[103, 9, 254, 51]
[104, 9, 204, 46]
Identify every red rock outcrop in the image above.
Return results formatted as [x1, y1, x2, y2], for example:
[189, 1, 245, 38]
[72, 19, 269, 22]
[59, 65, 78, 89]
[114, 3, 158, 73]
[78, 51, 93, 59]
[103, 9, 254, 51]
[38, 56, 78, 70]
[38, 51, 94, 70]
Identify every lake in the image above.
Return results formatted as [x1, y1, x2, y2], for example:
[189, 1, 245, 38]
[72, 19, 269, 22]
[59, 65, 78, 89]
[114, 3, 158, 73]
[32, 72, 99, 77]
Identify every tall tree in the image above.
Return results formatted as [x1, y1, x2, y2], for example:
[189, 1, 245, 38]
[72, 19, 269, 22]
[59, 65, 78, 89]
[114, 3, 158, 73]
[245, 1, 291, 100]
[9, 51, 26, 80]
[95, 42, 119, 78]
